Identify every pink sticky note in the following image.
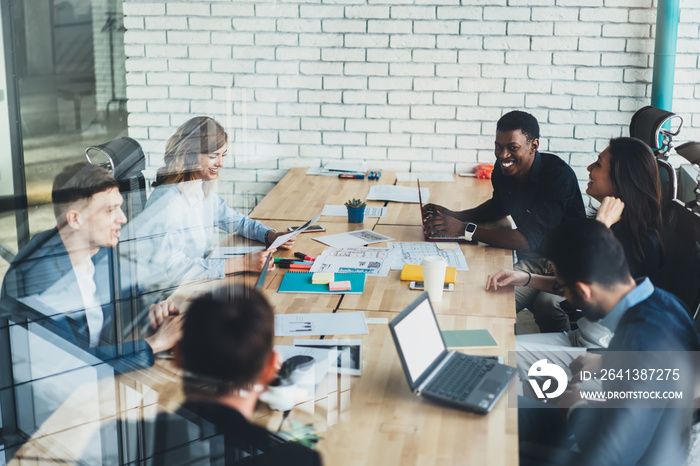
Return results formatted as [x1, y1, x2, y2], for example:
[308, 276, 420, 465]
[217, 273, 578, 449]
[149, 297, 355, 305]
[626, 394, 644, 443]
[328, 281, 352, 291]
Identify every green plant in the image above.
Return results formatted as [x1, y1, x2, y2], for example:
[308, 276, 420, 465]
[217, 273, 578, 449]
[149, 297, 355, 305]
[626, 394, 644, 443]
[344, 198, 366, 209]
[279, 421, 323, 449]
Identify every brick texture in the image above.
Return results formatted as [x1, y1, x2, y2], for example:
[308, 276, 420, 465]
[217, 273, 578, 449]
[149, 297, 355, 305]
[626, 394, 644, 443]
[123, 0, 700, 210]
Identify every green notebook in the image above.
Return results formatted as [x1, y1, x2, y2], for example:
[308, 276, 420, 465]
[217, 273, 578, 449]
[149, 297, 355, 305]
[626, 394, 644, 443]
[441, 329, 498, 348]
[278, 272, 365, 294]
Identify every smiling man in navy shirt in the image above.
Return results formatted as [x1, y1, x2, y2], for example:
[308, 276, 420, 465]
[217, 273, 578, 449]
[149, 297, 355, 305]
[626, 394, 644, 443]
[423, 110, 585, 314]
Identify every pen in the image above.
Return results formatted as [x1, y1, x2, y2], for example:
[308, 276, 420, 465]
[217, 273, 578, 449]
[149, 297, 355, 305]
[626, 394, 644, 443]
[339, 174, 364, 179]
[290, 263, 312, 269]
[294, 252, 316, 261]
[277, 261, 313, 269]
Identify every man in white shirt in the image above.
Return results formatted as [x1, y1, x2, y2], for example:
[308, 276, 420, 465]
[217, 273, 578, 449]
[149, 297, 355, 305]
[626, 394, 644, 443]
[2, 162, 181, 371]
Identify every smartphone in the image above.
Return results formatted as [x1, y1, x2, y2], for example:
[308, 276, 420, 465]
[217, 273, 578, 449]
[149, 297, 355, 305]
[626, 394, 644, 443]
[409, 281, 454, 292]
[287, 224, 326, 232]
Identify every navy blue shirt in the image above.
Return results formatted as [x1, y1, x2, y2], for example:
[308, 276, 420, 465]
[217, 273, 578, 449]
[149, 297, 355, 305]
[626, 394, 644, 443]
[491, 151, 585, 252]
[570, 285, 700, 465]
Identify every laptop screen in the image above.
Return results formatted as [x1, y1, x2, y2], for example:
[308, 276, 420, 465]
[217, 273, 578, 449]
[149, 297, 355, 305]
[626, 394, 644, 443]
[392, 294, 446, 385]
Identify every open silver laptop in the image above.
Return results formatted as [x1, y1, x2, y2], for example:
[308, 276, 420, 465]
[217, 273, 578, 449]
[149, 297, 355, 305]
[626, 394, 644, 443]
[389, 292, 514, 413]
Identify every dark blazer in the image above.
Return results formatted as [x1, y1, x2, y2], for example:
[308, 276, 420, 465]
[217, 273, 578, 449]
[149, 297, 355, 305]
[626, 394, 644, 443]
[152, 399, 323, 466]
[569, 288, 700, 466]
[1, 228, 154, 373]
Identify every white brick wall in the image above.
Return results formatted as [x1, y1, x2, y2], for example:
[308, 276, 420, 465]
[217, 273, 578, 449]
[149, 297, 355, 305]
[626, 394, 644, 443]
[92, 0, 127, 121]
[123, 0, 700, 210]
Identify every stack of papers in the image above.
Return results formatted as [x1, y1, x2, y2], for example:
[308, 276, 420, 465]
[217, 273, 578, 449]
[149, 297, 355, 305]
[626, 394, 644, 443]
[313, 230, 394, 248]
[396, 173, 454, 182]
[367, 185, 428, 203]
[307, 160, 369, 177]
[388, 242, 469, 270]
[309, 247, 393, 277]
[274, 311, 369, 336]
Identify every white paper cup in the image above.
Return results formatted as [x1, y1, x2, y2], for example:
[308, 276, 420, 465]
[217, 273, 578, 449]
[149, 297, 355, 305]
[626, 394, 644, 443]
[422, 256, 447, 303]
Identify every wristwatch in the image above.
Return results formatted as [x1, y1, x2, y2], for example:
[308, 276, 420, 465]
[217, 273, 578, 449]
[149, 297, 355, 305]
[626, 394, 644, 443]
[464, 223, 477, 241]
[265, 229, 276, 247]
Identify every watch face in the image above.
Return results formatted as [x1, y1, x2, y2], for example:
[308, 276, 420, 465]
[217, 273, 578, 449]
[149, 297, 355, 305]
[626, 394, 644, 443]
[466, 223, 477, 234]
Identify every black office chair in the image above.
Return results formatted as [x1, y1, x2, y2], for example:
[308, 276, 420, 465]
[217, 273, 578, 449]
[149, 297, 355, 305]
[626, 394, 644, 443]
[629, 106, 682, 211]
[85, 137, 147, 221]
[655, 199, 700, 323]
[86, 137, 148, 342]
[656, 157, 678, 213]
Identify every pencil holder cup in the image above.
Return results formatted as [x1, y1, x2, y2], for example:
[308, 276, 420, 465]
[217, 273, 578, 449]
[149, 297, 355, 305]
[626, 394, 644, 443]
[347, 206, 365, 223]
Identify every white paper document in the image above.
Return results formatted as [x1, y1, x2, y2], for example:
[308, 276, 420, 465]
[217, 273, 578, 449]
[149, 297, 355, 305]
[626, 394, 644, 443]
[309, 247, 392, 276]
[268, 212, 321, 250]
[396, 173, 454, 182]
[208, 246, 264, 259]
[306, 161, 368, 176]
[321, 205, 387, 218]
[388, 242, 469, 271]
[324, 160, 368, 172]
[275, 312, 369, 336]
[313, 229, 394, 248]
[294, 339, 362, 376]
[367, 185, 429, 203]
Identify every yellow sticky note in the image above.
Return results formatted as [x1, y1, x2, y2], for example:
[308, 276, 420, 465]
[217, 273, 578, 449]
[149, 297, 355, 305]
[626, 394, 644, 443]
[435, 242, 459, 250]
[312, 272, 334, 285]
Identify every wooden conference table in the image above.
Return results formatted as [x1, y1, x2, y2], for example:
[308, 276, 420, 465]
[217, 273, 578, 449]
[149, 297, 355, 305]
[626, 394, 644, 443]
[248, 168, 518, 465]
[11, 168, 518, 466]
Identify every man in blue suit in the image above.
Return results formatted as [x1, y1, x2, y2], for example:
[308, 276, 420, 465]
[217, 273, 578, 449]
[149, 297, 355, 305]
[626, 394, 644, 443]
[1, 162, 181, 372]
[519, 218, 700, 465]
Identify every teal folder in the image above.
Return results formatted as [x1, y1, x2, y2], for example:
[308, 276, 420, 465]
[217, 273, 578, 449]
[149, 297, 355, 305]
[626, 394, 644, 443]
[278, 272, 366, 294]
[441, 329, 498, 348]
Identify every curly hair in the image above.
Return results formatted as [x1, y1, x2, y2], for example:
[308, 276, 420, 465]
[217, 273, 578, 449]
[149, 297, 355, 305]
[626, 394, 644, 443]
[496, 110, 540, 141]
[152, 116, 228, 187]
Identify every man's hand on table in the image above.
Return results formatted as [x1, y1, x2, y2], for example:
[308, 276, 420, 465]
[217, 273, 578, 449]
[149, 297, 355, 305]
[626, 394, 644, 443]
[149, 301, 180, 330]
[485, 269, 530, 291]
[145, 314, 184, 354]
[423, 208, 466, 236]
[225, 248, 277, 274]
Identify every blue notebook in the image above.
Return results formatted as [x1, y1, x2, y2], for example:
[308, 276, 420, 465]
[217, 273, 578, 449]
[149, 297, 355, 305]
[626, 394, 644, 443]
[278, 272, 365, 294]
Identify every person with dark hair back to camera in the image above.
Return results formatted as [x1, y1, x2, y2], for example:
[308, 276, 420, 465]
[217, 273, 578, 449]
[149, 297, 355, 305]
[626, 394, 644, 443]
[1, 162, 182, 373]
[518, 219, 699, 466]
[152, 285, 322, 466]
[423, 110, 585, 324]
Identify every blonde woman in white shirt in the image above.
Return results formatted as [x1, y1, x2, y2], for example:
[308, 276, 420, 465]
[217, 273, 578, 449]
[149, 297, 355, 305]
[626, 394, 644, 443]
[134, 117, 293, 290]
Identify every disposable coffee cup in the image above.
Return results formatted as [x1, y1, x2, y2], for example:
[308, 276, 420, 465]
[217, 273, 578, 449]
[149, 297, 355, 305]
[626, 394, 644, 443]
[422, 256, 447, 303]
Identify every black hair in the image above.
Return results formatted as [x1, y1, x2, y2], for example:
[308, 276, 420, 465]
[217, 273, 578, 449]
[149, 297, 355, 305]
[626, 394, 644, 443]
[606, 137, 664, 267]
[52, 162, 119, 224]
[543, 218, 631, 287]
[180, 285, 273, 395]
[496, 110, 540, 141]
